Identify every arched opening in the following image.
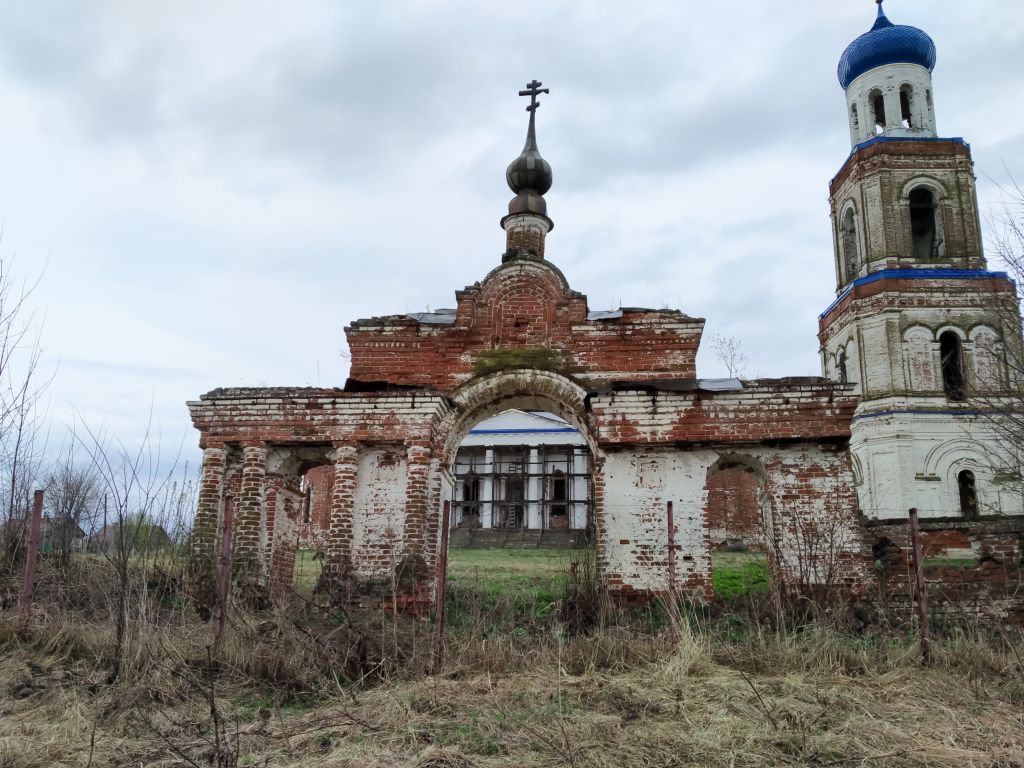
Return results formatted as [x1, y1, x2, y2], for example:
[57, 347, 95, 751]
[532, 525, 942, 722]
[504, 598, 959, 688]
[909, 187, 938, 259]
[703, 456, 771, 602]
[958, 470, 979, 518]
[841, 207, 860, 281]
[870, 90, 886, 134]
[851, 103, 860, 135]
[940, 331, 966, 401]
[438, 372, 600, 628]
[837, 349, 848, 385]
[900, 85, 914, 129]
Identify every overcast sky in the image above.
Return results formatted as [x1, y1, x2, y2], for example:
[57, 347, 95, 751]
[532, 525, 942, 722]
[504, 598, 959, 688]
[2, 1, 1023, 471]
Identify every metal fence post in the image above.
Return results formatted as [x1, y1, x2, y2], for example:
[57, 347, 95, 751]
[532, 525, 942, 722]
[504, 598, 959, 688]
[19, 490, 44, 629]
[908, 508, 932, 665]
[212, 496, 235, 649]
[432, 499, 452, 673]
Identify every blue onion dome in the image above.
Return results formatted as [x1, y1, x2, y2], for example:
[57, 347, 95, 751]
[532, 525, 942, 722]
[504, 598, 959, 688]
[838, 2, 937, 89]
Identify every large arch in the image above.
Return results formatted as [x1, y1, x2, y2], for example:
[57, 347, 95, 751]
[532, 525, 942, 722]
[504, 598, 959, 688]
[437, 369, 600, 465]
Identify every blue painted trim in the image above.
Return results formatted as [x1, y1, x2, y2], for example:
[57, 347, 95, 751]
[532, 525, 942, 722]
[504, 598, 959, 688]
[854, 409, 986, 421]
[831, 137, 969, 186]
[819, 269, 1011, 322]
[468, 428, 579, 435]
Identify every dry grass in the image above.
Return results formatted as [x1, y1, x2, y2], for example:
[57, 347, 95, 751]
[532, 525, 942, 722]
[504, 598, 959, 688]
[1, 557, 1023, 767]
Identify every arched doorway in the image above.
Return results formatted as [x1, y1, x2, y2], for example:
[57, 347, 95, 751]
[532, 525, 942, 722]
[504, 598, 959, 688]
[434, 370, 603, 616]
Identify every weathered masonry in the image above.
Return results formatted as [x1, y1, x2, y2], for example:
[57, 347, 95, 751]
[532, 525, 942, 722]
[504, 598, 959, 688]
[188, 7, 1024, 614]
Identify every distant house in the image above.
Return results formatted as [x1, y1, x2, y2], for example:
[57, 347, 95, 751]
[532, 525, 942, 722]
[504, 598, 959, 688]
[89, 521, 173, 553]
[40, 517, 88, 553]
[0, 515, 87, 553]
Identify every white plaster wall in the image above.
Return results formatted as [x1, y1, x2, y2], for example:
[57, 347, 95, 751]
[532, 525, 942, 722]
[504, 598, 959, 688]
[351, 447, 409, 571]
[846, 63, 936, 146]
[601, 448, 714, 594]
[853, 412, 1024, 519]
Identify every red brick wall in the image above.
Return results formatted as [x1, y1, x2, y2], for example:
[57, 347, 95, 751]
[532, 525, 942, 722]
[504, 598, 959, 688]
[867, 517, 1024, 624]
[346, 259, 704, 392]
[705, 467, 762, 550]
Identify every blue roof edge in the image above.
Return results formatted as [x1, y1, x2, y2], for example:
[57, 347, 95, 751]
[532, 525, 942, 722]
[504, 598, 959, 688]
[819, 269, 1012, 322]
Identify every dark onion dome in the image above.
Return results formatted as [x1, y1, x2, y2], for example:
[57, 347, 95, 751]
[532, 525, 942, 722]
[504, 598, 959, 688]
[838, 2, 936, 89]
[506, 113, 553, 195]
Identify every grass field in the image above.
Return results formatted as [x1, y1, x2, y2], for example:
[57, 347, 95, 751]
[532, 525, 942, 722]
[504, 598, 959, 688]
[3, 554, 1024, 767]
[292, 547, 772, 603]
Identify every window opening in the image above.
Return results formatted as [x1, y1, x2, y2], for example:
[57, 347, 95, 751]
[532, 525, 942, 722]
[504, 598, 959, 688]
[958, 470, 978, 518]
[909, 187, 937, 259]
[871, 91, 886, 133]
[851, 103, 860, 133]
[900, 86, 913, 129]
[940, 331, 966, 401]
[837, 350, 848, 385]
[842, 208, 859, 280]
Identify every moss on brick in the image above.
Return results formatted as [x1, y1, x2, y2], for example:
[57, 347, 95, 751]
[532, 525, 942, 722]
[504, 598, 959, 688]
[471, 346, 579, 377]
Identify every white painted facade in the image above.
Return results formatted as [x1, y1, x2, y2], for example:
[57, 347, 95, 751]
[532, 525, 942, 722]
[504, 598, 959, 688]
[823, 54, 1024, 521]
[846, 63, 937, 147]
[452, 409, 590, 530]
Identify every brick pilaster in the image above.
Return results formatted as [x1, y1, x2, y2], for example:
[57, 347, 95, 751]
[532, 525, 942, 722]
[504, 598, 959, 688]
[186, 446, 226, 607]
[320, 443, 359, 588]
[402, 443, 432, 556]
[233, 443, 268, 585]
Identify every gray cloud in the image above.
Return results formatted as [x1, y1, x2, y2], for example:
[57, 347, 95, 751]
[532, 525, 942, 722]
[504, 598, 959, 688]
[0, 1, 1019, 466]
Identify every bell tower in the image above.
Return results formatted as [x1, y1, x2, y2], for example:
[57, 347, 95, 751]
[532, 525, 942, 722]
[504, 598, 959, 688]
[819, 3, 1024, 519]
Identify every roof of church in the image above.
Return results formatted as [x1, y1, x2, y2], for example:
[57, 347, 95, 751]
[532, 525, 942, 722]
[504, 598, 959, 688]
[838, 2, 936, 89]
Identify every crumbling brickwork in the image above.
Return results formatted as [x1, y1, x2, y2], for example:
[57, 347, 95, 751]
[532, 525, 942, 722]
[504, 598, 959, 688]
[867, 516, 1024, 624]
[346, 259, 704, 391]
[188, 265, 867, 610]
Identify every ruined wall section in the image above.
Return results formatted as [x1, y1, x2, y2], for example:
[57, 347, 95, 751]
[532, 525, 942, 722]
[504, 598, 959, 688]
[590, 379, 858, 446]
[346, 258, 704, 392]
[592, 380, 866, 599]
[187, 387, 451, 597]
[867, 516, 1024, 624]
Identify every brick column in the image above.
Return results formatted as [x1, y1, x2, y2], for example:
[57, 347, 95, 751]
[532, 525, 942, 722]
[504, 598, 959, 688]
[402, 443, 432, 556]
[233, 443, 268, 586]
[187, 446, 226, 607]
[320, 443, 359, 589]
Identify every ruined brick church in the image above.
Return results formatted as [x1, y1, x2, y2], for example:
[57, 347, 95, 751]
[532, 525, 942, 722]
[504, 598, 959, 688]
[188, 4, 1024, 610]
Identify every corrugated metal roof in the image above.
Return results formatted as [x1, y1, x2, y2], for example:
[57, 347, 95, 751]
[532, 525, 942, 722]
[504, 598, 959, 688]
[406, 308, 457, 324]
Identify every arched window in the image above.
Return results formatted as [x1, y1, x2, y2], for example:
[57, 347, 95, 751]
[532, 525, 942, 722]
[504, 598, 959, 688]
[837, 349, 848, 385]
[851, 103, 860, 134]
[940, 331, 966, 401]
[842, 208, 860, 280]
[909, 187, 938, 259]
[900, 86, 914, 129]
[549, 469, 567, 519]
[957, 470, 978, 518]
[871, 90, 886, 133]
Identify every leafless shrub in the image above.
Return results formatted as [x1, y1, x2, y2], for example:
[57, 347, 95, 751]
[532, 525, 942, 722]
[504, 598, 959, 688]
[0, 256, 50, 575]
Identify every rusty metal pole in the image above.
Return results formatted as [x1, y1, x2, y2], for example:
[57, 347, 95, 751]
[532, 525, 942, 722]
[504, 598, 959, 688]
[19, 490, 44, 629]
[432, 499, 452, 673]
[666, 500, 680, 640]
[212, 497, 235, 650]
[908, 508, 932, 665]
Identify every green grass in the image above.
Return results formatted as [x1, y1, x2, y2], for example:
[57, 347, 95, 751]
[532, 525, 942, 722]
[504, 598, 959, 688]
[292, 547, 771, 603]
[712, 552, 770, 600]
[292, 549, 324, 594]
[445, 549, 572, 628]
